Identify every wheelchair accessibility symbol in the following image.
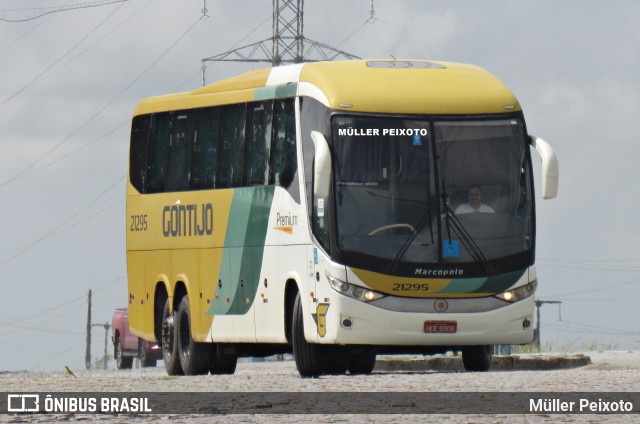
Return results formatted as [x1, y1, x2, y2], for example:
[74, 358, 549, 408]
[443, 240, 460, 257]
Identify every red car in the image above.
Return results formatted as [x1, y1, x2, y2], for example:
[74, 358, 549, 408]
[112, 308, 162, 369]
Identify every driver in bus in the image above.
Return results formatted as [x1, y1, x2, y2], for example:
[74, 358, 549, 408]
[454, 185, 495, 214]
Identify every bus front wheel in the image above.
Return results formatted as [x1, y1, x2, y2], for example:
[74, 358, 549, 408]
[348, 351, 376, 375]
[324, 346, 349, 375]
[461, 345, 493, 372]
[292, 292, 326, 378]
[176, 295, 212, 375]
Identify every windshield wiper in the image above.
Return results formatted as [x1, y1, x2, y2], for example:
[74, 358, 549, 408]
[440, 180, 493, 273]
[387, 206, 434, 274]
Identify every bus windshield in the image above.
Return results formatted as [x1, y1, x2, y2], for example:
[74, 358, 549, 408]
[332, 116, 533, 268]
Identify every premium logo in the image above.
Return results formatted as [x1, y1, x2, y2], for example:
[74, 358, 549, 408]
[274, 212, 298, 234]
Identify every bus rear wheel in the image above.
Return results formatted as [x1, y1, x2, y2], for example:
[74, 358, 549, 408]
[462, 345, 493, 372]
[161, 299, 183, 375]
[292, 292, 326, 378]
[176, 295, 212, 375]
[210, 348, 238, 375]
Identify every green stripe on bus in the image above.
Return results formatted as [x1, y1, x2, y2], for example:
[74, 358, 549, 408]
[433, 277, 487, 294]
[254, 83, 298, 101]
[229, 186, 274, 314]
[208, 186, 275, 316]
[471, 269, 526, 294]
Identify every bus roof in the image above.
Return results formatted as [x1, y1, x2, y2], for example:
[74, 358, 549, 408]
[133, 59, 521, 116]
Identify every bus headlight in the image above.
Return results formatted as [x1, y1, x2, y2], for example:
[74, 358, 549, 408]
[495, 280, 537, 303]
[326, 273, 385, 303]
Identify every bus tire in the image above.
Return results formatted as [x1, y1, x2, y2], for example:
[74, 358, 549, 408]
[462, 345, 493, 372]
[292, 292, 326, 378]
[115, 335, 133, 370]
[210, 349, 238, 375]
[162, 298, 183, 375]
[176, 295, 212, 375]
[348, 351, 376, 375]
[324, 346, 349, 375]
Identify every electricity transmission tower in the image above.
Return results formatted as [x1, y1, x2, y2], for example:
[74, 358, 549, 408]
[201, 0, 359, 83]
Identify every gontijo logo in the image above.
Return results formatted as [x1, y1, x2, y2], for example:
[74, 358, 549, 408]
[162, 203, 213, 237]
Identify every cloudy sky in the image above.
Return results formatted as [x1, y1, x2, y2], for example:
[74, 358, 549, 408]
[1, 0, 639, 372]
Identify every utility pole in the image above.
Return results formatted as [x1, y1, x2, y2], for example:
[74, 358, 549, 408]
[92, 321, 111, 370]
[201, 0, 359, 83]
[85, 289, 92, 370]
[534, 299, 562, 350]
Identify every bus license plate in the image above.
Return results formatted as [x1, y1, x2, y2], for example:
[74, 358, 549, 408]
[424, 321, 457, 333]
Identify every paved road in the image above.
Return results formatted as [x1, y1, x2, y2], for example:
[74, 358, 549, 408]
[1, 351, 639, 423]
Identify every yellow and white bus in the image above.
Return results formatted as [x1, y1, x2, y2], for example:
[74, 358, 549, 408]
[126, 59, 558, 377]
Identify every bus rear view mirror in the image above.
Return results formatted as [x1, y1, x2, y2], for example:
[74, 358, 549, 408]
[529, 135, 559, 199]
[311, 131, 332, 198]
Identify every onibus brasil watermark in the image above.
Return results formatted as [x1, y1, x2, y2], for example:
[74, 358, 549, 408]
[7, 394, 151, 413]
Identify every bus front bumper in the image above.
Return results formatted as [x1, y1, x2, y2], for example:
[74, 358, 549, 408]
[322, 294, 535, 347]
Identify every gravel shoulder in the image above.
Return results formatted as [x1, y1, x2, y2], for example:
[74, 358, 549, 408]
[1, 351, 639, 423]
[3, 350, 640, 392]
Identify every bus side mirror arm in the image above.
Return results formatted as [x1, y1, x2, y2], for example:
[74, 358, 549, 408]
[311, 131, 332, 198]
[529, 135, 559, 199]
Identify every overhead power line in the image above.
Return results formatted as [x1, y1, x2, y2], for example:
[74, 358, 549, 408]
[0, 293, 85, 329]
[0, 1, 126, 109]
[26, 0, 154, 91]
[0, 0, 62, 53]
[336, 0, 377, 48]
[0, 10, 204, 191]
[548, 276, 640, 299]
[545, 320, 640, 337]
[0, 0, 132, 22]
[0, 176, 125, 268]
[7, 119, 131, 184]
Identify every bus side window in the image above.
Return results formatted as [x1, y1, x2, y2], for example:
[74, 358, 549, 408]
[271, 98, 299, 202]
[244, 101, 273, 186]
[166, 111, 193, 192]
[217, 104, 246, 188]
[146, 112, 171, 193]
[129, 114, 149, 193]
[191, 107, 221, 190]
